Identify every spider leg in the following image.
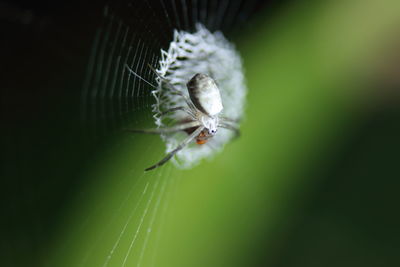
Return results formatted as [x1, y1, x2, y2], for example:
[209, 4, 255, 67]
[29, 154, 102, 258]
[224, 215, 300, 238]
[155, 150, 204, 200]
[145, 126, 204, 171]
[147, 64, 198, 111]
[160, 106, 195, 119]
[220, 116, 241, 124]
[125, 64, 198, 114]
[125, 121, 201, 134]
[218, 122, 241, 138]
[125, 64, 158, 89]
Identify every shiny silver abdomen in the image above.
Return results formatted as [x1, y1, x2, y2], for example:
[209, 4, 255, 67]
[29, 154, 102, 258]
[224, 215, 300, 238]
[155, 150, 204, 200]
[186, 73, 223, 117]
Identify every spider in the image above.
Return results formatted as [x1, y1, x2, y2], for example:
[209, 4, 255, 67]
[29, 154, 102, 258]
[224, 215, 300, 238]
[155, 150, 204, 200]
[126, 65, 240, 171]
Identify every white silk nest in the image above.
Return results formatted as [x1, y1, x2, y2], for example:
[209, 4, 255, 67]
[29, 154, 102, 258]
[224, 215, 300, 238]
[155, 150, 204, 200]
[152, 24, 247, 169]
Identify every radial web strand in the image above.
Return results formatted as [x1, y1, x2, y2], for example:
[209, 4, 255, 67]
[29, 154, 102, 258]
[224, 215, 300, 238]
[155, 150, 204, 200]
[67, 1, 262, 266]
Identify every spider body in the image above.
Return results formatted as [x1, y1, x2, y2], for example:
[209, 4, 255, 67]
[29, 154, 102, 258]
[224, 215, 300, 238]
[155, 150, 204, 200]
[126, 66, 240, 171]
[187, 73, 223, 117]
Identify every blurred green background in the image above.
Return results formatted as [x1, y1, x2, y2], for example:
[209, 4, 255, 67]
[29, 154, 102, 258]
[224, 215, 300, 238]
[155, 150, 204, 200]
[2, 0, 400, 266]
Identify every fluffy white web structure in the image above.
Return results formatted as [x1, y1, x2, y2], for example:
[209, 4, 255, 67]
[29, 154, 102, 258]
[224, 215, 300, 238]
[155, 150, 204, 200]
[152, 23, 247, 169]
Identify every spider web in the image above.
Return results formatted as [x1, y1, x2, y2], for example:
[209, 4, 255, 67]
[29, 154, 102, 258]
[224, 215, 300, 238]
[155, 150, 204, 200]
[51, 1, 261, 266]
[80, 0, 258, 136]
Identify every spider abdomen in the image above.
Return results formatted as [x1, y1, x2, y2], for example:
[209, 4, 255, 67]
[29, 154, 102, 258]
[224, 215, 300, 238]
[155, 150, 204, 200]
[187, 73, 223, 116]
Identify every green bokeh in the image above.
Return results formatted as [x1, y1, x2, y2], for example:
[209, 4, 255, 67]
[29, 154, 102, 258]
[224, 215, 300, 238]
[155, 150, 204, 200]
[4, 1, 399, 266]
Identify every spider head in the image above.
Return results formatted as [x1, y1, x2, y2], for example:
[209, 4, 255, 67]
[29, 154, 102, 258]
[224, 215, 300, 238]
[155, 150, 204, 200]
[208, 128, 217, 135]
[200, 115, 219, 137]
